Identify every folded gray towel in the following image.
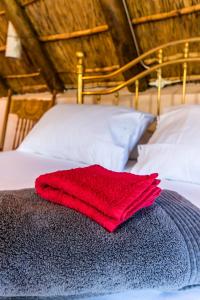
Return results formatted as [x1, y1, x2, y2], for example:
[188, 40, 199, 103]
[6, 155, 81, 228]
[0, 189, 199, 298]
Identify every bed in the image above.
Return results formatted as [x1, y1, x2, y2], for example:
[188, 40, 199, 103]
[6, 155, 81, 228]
[0, 151, 200, 300]
[0, 37, 200, 300]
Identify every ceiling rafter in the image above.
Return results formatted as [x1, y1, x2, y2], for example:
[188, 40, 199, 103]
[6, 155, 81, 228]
[39, 25, 109, 42]
[0, 0, 39, 16]
[2, 0, 65, 92]
[132, 4, 200, 25]
[99, 0, 147, 92]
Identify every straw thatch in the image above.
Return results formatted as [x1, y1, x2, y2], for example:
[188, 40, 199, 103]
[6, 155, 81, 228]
[0, 0, 199, 96]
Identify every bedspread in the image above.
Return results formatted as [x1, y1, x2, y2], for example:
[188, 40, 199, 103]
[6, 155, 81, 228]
[0, 189, 199, 298]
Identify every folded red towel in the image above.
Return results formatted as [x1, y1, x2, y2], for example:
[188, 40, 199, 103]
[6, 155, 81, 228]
[35, 165, 161, 232]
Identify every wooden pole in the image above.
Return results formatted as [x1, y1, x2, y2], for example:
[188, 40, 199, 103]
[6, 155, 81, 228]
[132, 4, 200, 25]
[99, 0, 147, 92]
[4, 72, 40, 79]
[3, 0, 64, 92]
[39, 25, 109, 42]
[0, 89, 12, 150]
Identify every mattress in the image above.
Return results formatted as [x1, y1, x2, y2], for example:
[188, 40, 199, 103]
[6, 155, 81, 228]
[1, 149, 200, 300]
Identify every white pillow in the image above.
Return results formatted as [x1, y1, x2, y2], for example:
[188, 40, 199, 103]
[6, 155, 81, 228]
[131, 105, 200, 183]
[149, 104, 200, 145]
[19, 104, 154, 171]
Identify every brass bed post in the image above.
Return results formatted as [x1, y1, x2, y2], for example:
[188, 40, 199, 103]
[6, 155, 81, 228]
[76, 52, 84, 104]
[157, 49, 163, 115]
[134, 79, 139, 109]
[0, 89, 12, 151]
[182, 43, 189, 104]
[77, 38, 200, 113]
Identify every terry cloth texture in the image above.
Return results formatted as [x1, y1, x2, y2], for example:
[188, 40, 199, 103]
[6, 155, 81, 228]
[0, 189, 199, 298]
[35, 165, 161, 231]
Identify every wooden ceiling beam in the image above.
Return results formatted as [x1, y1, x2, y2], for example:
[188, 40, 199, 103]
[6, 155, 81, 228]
[3, 0, 64, 92]
[39, 25, 109, 42]
[4, 72, 40, 79]
[0, 47, 14, 94]
[132, 4, 200, 25]
[99, 0, 147, 92]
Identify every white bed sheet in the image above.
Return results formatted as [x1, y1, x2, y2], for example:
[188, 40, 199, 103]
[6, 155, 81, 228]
[1, 150, 199, 209]
[0, 150, 86, 191]
[0, 150, 200, 300]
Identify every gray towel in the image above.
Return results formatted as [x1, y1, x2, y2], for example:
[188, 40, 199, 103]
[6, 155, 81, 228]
[0, 189, 199, 298]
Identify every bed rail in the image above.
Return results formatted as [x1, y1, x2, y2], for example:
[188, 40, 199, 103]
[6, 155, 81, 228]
[76, 37, 200, 115]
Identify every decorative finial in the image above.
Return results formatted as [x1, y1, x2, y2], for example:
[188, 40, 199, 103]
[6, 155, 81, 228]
[76, 52, 84, 59]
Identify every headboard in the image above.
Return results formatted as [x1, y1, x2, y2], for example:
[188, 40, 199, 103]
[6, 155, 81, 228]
[76, 37, 200, 115]
[0, 91, 56, 151]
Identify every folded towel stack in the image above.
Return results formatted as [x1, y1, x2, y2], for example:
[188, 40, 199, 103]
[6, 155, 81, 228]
[35, 165, 161, 232]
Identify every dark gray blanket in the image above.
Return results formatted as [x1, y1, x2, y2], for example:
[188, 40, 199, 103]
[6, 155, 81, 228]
[0, 189, 199, 298]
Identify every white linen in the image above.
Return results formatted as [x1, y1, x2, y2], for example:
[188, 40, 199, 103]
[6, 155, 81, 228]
[0, 150, 86, 190]
[1, 150, 200, 210]
[19, 104, 153, 171]
[132, 143, 200, 184]
[160, 178, 200, 208]
[86, 288, 200, 300]
[132, 104, 200, 184]
[0, 150, 200, 300]
[150, 104, 200, 145]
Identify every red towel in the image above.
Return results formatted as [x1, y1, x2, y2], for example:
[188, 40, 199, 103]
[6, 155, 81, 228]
[35, 165, 161, 232]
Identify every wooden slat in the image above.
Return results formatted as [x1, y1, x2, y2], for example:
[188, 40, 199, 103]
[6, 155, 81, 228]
[3, 0, 64, 92]
[21, 84, 47, 93]
[23, 119, 29, 140]
[58, 65, 119, 74]
[18, 118, 25, 146]
[2, 66, 119, 80]
[4, 72, 40, 79]
[13, 118, 22, 149]
[39, 25, 109, 42]
[10, 98, 53, 149]
[64, 81, 125, 89]
[12, 118, 19, 149]
[132, 4, 200, 25]
[85, 65, 119, 73]
[0, 89, 12, 150]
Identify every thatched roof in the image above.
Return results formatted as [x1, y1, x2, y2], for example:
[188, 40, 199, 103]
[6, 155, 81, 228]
[0, 0, 199, 96]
